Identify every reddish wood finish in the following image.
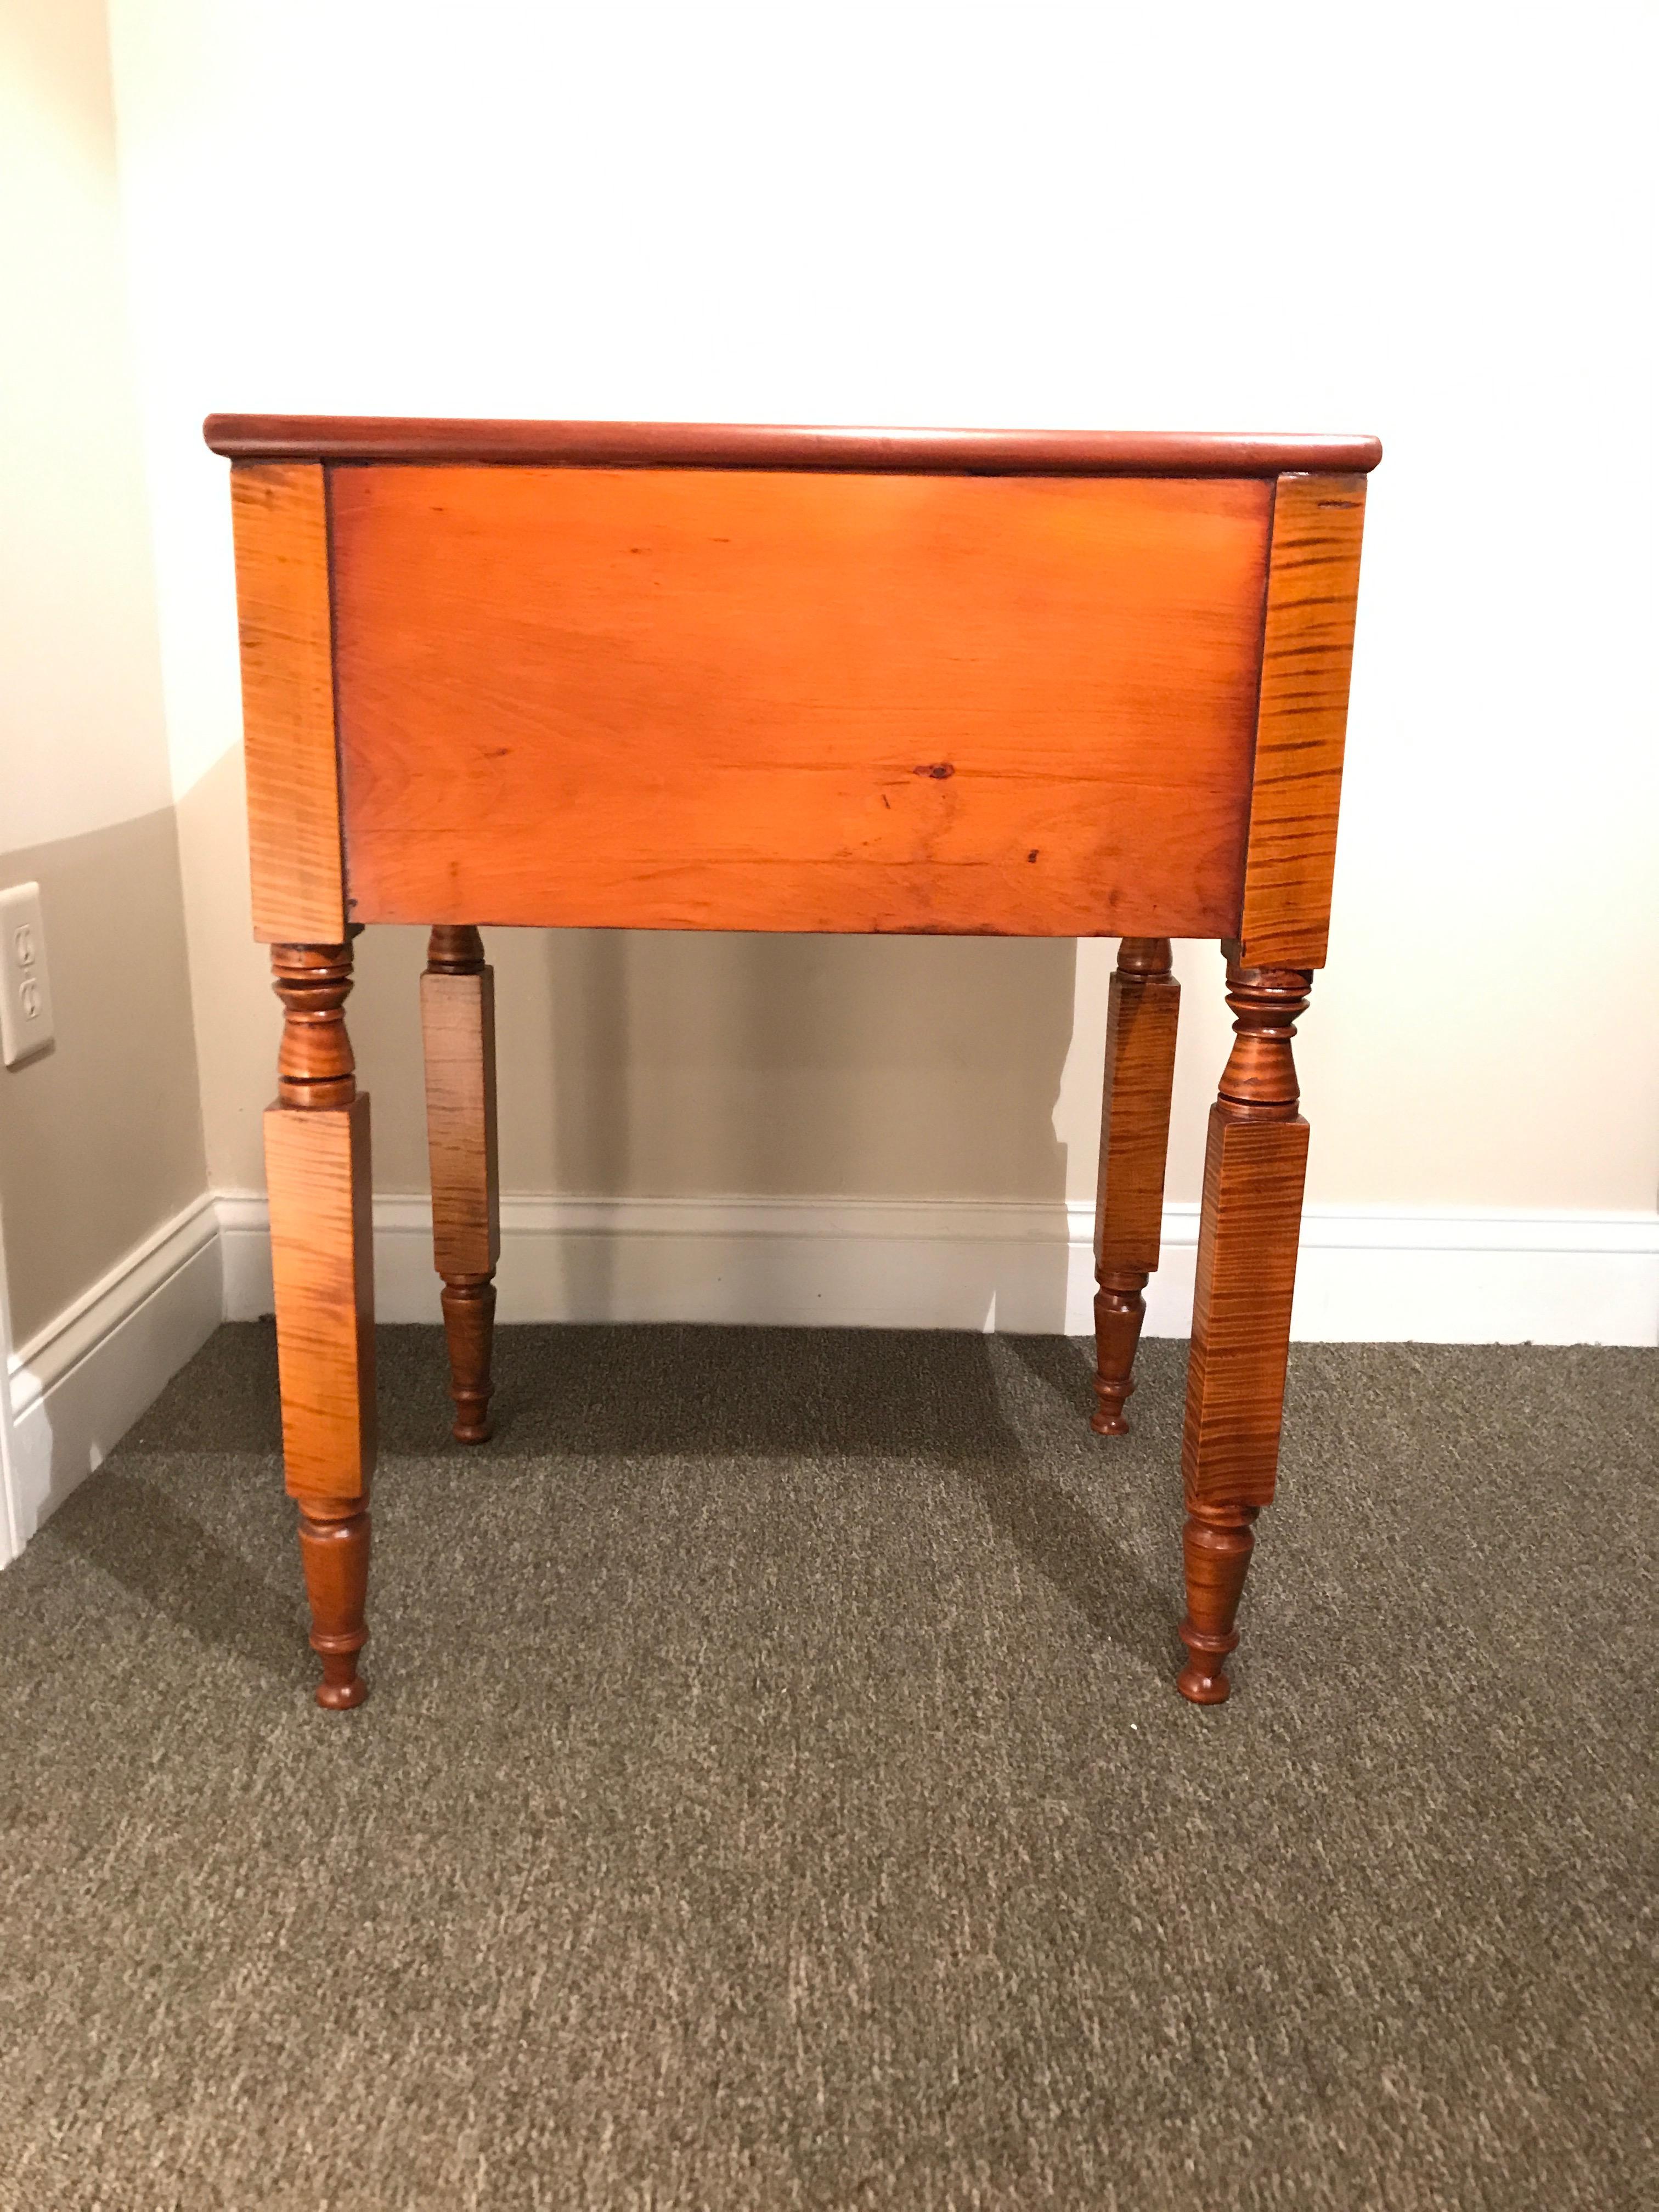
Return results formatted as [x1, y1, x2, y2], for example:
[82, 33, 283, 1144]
[205, 415, 1383, 476]
[1232, 473, 1369, 970]
[438, 1281, 496, 1444]
[265, 938, 375, 1708]
[296, 1500, 372, 1711]
[331, 467, 1272, 937]
[1176, 963, 1313, 1703]
[1177, 1509, 1259, 1706]
[211, 418, 1379, 1711]
[1091, 939, 1180, 1434]
[421, 924, 500, 1442]
[263, 1094, 375, 1499]
[228, 465, 346, 944]
[272, 940, 357, 1107]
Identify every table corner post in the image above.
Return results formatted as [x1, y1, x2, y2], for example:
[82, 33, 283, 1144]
[264, 935, 376, 1709]
[1091, 936, 1180, 1435]
[1176, 952, 1312, 1704]
[421, 924, 500, 1444]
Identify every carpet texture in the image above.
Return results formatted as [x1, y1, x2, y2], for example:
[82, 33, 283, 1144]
[0, 1325, 1652, 2211]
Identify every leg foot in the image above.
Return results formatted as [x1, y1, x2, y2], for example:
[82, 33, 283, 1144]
[440, 1274, 496, 1442]
[296, 1498, 371, 1708]
[1176, 1505, 1257, 1704]
[1091, 1267, 1148, 1434]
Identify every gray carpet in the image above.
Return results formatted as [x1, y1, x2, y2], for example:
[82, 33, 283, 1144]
[0, 1325, 1653, 2211]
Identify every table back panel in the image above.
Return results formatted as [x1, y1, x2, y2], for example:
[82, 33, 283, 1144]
[328, 466, 1274, 938]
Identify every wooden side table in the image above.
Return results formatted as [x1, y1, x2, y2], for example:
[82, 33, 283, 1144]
[206, 416, 1378, 1711]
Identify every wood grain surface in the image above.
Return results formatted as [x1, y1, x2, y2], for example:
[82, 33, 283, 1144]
[421, 931, 500, 1280]
[229, 465, 346, 943]
[265, 1090, 376, 1500]
[1091, 939, 1181, 1435]
[331, 466, 1274, 936]
[1233, 473, 1368, 970]
[205, 415, 1383, 476]
[1181, 1107, 1310, 1504]
[1180, 966, 1313, 1510]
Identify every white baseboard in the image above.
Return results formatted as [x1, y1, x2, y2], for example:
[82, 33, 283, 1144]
[4, 1193, 223, 1554]
[1, 1183, 1651, 1567]
[218, 1191, 1659, 1347]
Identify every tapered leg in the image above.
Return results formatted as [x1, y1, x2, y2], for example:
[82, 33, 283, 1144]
[421, 926, 500, 1443]
[1177, 960, 1312, 1703]
[1092, 938, 1180, 1434]
[295, 1498, 372, 1707]
[266, 940, 376, 1709]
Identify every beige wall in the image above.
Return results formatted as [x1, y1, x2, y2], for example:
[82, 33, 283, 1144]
[0, 0, 206, 1346]
[112, 2, 1659, 1223]
[0, 815, 206, 1344]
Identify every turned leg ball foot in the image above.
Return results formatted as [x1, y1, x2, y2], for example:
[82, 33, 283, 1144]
[1175, 1505, 1256, 1707]
[315, 1670, 369, 1712]
[296, 1502, 371, 1712]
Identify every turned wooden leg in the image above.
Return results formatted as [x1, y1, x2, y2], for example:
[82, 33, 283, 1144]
[295, 1498, 372, 1708]
[421, 925, 500, 1443]
[1176, 960, 1312, 1704]
[1092, 938, 1180, 1435]
[266, 940, 376, 1709]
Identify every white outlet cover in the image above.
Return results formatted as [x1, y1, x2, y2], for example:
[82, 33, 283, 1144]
[1, 882, 55, 1067]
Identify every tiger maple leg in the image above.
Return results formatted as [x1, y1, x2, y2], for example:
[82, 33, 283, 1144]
[1176, 961, 1312, 1705]
[1091, 938, 1180, 1435]
[421, 925, 500, 1443]
[266, 941, 377, 1709]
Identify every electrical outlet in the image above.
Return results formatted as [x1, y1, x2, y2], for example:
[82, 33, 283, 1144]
[1, 882, 55, 1067]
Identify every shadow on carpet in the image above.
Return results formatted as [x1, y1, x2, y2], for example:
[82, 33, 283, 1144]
[0, 1325, 1652, 2210]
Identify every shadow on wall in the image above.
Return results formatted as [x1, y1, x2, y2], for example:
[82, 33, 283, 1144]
[534, 929, 1082, 1327]
[347, 921, 1085, 1328]
[534, 929, 1077, 1199]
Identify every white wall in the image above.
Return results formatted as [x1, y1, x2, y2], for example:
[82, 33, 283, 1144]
[0, 0, 176, 851]
[0, 0, 214, 1553]
[106, 4, 1659, 1273]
